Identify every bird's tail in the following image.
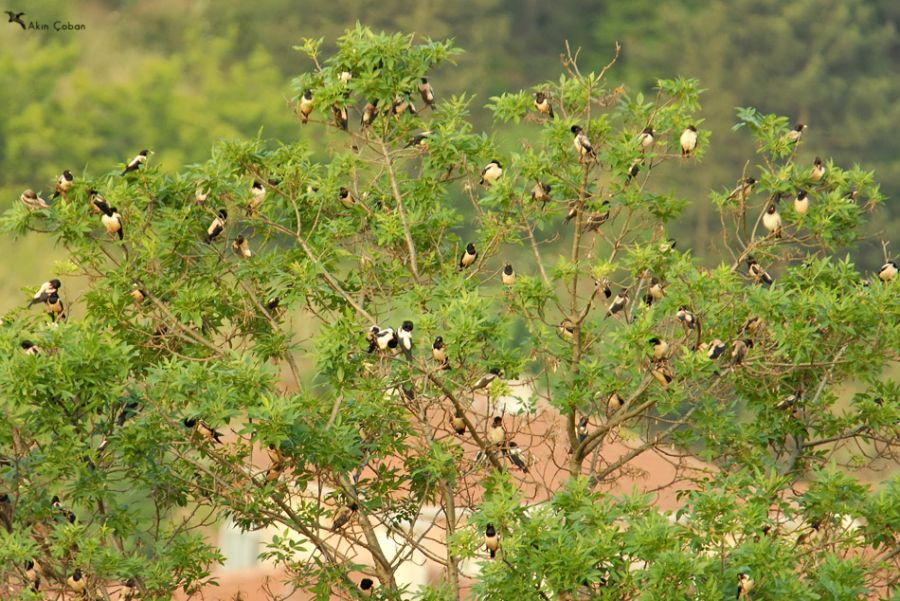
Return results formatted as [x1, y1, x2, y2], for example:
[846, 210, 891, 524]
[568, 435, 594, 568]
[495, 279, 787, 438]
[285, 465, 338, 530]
[489, 549, 496, 559]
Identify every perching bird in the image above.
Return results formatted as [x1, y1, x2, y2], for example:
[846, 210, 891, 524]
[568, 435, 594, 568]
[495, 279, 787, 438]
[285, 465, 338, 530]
[645, 277, 664, 306]
[206, 209, 227, 242]
[376, 327, 399, 352]
[651, 361, 674, 387]
[338, 187, 355, 209]
[398, 320, 414, 361]
[583, 201, 611, 232]
[706, 339, 727, 360]
[676, 305, 696, 329]
[365, 326, 381, 353]
[730, 338, 753, 366]
[265, 461, 285, 482]
[53, 169, 74, 199]
[774, 393, 799, 411]
[878, 261, 897, 282]
[331, 502, 358, 531]
[99, 204, 124, 240]
[480, 160, 503, 186]
[736, 572, 754, 599]
[120, 578, 136, 600]
[432, 336, 448, 366]
[67, 568, 86, 593]
[358, 577, 375, 598]
[131, 285, 146, 305]
[810, 157, 825, 182]
[571, 125, 595, 159]
[361, 100, 378, 128]
[607, 392, 624, 416]
[51, 495, 76, 523]
[21, 340, 41, 356]
[24, 560, 41, 591]
[46, 294, 65, 322]
[489, 416, 506, 446]
[87, 189, 107, 215]
[762, 203, 782, 238]
[418, 77, 435, 106]
[116, 396, 141, 427]
[332, 105, 349, 130]
[248, 180, 266, 214]
[564, 201, 578, 224]
[122, 150, 149, 175]
[576, 416, 589, 443]
[596, 278, 612, 299]
[680, 125, 698, 156]
[746, 257, 773, 285]
[531, 182, 551, 205]
[637, 126, 655, 150]
[473, 369, 501, 390]
[459, 243, 478, 269]
[649, 337, 668, 361]
[726, 177, 756, 201]
[501, 264, 516, 285]
[183, 418, 223, 444]
[451, 409, 466, 435]
[795, 520, 822, 547]
[406, 131, 431, 149]
[794, 190, 810, 215]
[91, 193, 111, 215]
[606, 290, 628, 317]
[625, 163, 640, 185]
[20, 189, 49, 210]
[484, 523, 499, 558]
[232, 234, 252, 258]
[558, 319, 575, 339]
[298, 90, 314, 124]
[266, 443, 286, 468]
[30, 278, 61, 306]
[5, 11, 26, 29]
[505, 441, 529, 472]
[533, 92, 554, 118]
[787, 123, 807, 143]
[392, 95, 416, 116]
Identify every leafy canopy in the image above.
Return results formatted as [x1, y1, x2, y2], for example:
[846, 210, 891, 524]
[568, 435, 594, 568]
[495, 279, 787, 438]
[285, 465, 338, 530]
[1, 25, 897, 601]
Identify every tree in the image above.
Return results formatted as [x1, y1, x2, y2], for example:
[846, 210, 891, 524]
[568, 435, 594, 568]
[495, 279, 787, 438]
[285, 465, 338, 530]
[587, 0, 900, 257]
[1, 26, 897, 601]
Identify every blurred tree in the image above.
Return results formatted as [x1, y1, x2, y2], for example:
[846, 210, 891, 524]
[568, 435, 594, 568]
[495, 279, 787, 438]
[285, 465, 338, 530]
[1, 26, 897, 601]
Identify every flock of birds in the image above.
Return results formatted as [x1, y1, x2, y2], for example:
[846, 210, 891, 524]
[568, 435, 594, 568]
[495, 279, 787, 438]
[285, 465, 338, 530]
[9, 73, 898, 600]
